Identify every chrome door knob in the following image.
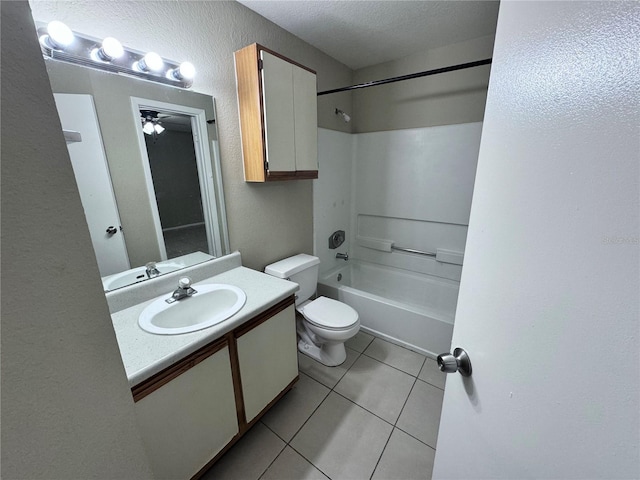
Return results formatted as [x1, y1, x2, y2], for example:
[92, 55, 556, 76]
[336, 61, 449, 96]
[437, 347, 472, 377]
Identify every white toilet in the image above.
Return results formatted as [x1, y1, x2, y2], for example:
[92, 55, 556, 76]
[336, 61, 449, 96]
[265, 254, 359, 366]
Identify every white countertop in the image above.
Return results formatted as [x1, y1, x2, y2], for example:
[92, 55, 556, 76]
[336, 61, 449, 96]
[110, 266, 298, 387]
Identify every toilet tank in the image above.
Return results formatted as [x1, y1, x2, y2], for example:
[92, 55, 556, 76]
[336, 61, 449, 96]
[264, 254, 320, 305]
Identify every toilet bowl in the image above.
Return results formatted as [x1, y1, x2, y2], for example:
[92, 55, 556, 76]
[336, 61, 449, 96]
[264, 254, 360, 367]
[297, 296, 360, 366]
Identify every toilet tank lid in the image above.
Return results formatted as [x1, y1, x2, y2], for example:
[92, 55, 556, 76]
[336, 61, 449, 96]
[264, 254, 320, 278]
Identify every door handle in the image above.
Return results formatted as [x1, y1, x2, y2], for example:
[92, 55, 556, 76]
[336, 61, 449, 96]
[106, 226, 118, 235]
[437, 347, 472, 377]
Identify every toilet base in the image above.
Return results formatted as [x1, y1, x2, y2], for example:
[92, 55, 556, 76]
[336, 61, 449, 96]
[297, 329, 347, 367]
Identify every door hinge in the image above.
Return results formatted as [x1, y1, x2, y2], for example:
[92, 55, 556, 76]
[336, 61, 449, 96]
[258, 59, 263, 71]
[264, 160, 269, 171]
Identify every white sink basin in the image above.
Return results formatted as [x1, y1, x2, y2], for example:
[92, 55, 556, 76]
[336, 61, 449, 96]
[138, 284, 247, 335]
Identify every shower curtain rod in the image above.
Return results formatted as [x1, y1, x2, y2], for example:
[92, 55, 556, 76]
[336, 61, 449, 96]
[317, 58, 492, 96]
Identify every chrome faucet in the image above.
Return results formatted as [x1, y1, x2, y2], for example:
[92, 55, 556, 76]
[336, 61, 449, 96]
[165, 277, 197, 304]
[336, 252, 349, 261]
[145, 262, 160, 278]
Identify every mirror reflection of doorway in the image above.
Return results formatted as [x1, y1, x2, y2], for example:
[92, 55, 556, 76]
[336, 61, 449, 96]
[141, 110, 209, 258]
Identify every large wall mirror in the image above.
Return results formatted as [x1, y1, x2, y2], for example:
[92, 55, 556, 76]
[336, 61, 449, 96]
[43, 60, 230, 291]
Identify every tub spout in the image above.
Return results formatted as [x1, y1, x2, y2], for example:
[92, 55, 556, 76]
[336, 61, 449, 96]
[336, 252, 349, 261]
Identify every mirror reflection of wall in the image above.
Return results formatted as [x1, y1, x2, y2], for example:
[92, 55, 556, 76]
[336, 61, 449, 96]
[42, 59, 229, 291]
[141, 110, 209, 258]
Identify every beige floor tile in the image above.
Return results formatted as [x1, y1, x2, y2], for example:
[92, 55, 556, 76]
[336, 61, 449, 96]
[297, 347, 359, 388]
[201, 422, 285, 480]
[364, 338, 426, 376]
[261, 373, 330, 442]
[291, 392, 393, 480]
[372, 428, 435, 480]
[396, 380, 444, 448]
[418, 357, 446, 390]
[260, 446, 329, 480]
[334, 354, 415, 424]
[345, 330, 375, 353]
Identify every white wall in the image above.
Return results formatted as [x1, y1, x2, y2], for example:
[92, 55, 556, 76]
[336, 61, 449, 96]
[434, 1, 639, 477]
[353, 35, 495, 133]
[0, 2, 153, 477]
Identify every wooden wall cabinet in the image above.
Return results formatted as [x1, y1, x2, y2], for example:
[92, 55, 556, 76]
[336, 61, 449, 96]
[131, 296, 297, 479]
[235, 43, 318, 182]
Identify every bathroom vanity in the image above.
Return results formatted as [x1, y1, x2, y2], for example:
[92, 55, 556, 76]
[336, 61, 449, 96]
[108, 253, 299, 479]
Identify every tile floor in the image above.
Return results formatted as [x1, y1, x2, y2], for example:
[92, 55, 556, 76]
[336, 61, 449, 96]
[202, 332, 446, 480]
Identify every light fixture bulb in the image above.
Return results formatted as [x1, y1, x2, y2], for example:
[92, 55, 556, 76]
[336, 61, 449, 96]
[142, 121, 155, 135]
[99, 37, 124, 61]
[153, 123, 165, 134]
[172, 61, 196, 81]
[138, 52, 164, 72]
[46, 21, 74, 49]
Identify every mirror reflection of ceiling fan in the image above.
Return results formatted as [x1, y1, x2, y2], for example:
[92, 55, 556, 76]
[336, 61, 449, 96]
[140, 110, 191, 135]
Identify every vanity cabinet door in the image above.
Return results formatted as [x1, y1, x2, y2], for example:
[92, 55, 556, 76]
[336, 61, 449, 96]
[236, 304, 298, 423]
[134, 344, 238, 479]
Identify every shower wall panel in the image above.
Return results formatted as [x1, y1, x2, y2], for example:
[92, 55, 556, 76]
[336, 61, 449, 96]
[352, 122, 482, 280]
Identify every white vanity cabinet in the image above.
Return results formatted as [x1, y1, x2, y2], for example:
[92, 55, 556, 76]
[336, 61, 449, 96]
[133, 340, 238, 479]
[131, 296, 297, 479]
[235, 43, 318, 182]
[236, 304, 298, 422]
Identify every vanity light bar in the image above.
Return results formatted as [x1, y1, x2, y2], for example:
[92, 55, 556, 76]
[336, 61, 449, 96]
[36, 21, 195, 89]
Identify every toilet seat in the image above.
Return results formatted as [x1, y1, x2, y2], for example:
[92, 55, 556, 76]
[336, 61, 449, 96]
[302, 296, 359, 331]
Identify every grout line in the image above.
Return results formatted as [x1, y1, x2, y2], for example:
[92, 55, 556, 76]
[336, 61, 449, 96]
[395, 373, 418, 427]
[369, 423, 395, 480]
[360, 350, 424, 378]
[287, 444, 332, 480]
[256, 440, 288, 480]
[416, 376, 445, 392]
[394, 424, 437, 451]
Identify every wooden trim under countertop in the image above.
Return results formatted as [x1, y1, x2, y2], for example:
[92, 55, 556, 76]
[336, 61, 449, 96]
[131, 336, 228, 402]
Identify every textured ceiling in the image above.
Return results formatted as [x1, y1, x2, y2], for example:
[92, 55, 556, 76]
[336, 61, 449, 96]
[237, 0, 500, 69]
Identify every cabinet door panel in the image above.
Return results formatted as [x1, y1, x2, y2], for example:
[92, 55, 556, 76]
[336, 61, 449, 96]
[237, 305, 297, 422]
[134, 347, 238, 479]
[261, 51, 296, 173]
[293, 66, 318, 172]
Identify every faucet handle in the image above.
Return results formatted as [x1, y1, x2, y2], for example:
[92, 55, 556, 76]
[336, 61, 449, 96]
[178, 277, 192, 289]
[146, 261, 157, 269]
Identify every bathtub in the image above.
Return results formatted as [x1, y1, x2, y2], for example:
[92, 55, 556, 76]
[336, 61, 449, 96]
[317, 260, 459, 357]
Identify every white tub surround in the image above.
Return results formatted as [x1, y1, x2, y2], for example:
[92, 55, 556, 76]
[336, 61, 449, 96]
[111, 264, 298, 387]
[318, 260, 458, 357]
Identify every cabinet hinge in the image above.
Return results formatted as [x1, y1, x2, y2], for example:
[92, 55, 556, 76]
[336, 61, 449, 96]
[258, 59, 263, 71]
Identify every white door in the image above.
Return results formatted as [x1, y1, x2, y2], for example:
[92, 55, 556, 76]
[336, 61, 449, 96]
[54, 94, 130, 277]
[433, 2, 639, 478]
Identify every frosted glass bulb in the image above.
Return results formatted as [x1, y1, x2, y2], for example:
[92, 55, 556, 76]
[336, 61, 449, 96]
[142, 121, 155, 135]
[153, 123, 165, 134]
[47, 21, 74, 49]
[178, 62, 196, 80]
[101, 37, 124, 60]
[139, 52, 163, 72]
